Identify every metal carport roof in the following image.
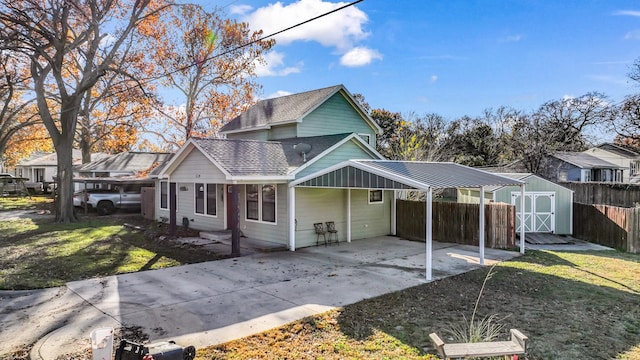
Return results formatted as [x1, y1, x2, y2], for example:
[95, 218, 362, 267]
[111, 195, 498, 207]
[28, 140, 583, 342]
[291, 160, 525, 189]
[288, 159, 526, 281]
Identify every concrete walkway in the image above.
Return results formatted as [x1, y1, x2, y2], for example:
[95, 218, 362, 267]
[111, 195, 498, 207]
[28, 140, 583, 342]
[0, 237, 520, 359]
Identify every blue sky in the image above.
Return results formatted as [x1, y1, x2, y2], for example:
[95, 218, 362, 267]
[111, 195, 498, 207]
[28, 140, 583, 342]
[213, 0, 639, 122]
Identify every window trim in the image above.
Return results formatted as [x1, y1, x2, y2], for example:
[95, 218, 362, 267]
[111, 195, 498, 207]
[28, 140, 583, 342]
[368, 189, 384, 204]
[358, 133, 371, 145]
[245, 184, 277, 225]
[194, 182, 217, 217]
[160, 181, 168, 210]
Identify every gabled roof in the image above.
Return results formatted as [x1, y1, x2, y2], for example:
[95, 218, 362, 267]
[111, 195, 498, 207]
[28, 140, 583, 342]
[75, 152, 172, 173]
[219, 84, 382, 135]
[292, 160, 524, 190]
[595, 143, 640, 158]
[161, 133, 378, 180]
[552, 152, 625, 169]
[482, 172, 573, 193]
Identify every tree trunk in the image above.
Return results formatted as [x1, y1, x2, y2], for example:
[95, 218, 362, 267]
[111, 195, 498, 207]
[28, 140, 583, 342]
[80, 124, 92, 163]
[55, 138, 77, 223]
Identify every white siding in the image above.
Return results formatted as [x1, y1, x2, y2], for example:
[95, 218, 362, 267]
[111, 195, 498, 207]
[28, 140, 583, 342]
[171, 149, 227, 183]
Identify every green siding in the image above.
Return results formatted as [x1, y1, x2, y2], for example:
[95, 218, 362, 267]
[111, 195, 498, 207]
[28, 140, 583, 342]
[268, 124, 297, 140]
[296, 140, 378, 178]
[293, 187, 392, 248]
[170, 149, 227, 183]
[226, 131, 268, 141]
[297, 93, 376, 146]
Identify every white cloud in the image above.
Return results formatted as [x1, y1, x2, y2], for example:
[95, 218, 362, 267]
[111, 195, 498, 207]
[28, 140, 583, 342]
[613, 10, 640, 17]
[339, 47, 382, 67]
[500, 34, 522, 43]
[624, 30, 640, 40]
[243, 0, 370, 50]
[254, 51, 303, 76]
[230, 5, 253, 16]
[430, 75, 438, 83]
[587, 75, 629, 86]
[265, 90, 292, 99]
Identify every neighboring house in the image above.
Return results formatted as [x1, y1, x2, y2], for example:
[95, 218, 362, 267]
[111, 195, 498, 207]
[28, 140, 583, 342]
[15, 150, 108, 191]
[540, 152, 625, 183]
[156, 84, 524, 261]
[75, 151, 172, 178]
[582, 143, 640, 183]
[458, 173, 573, 235]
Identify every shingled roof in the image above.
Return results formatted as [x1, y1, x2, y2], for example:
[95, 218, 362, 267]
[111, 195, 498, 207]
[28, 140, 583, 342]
[75, 152, 172, 173]
[187, 133, 360, 178]
[219, 84, 379, 134]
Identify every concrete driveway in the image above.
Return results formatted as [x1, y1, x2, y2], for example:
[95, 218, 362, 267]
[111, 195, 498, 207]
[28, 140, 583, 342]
[0, 236, 519, 359]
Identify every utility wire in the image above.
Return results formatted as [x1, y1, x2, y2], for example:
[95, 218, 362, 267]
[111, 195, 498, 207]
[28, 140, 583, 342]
[135, 0, 364, 86]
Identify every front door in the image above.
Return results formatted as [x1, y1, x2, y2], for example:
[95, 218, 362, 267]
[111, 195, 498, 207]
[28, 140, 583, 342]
[511, 192, 555, 233]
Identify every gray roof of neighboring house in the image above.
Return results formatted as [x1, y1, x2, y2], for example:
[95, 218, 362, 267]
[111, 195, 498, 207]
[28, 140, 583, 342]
[220, 85, 377, 134]
[18, 150, 109, 167]
[552, 152, 625, 169]
[596, 143, 640, 158]
[75, 152, 172, 173]
[191, 133, 356, 177]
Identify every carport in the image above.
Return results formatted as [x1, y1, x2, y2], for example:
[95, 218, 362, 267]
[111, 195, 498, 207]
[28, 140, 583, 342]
[289, 160, 526, 280]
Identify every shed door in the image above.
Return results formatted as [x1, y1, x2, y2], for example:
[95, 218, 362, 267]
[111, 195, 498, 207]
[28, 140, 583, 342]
[511, 192, 555, 233]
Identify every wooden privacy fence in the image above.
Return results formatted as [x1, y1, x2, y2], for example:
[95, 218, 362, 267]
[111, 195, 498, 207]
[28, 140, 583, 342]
[141, 187, 155, 220]
[396, 200, 516, 248]
[560, 182, 640, 207]
[573, 203, 640, 253]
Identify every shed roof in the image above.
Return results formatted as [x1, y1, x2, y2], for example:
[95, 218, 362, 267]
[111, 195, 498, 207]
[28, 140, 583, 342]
[219, 84, 381, 134]
[292, 160, 524, 190]
[552, 152, 625, 169]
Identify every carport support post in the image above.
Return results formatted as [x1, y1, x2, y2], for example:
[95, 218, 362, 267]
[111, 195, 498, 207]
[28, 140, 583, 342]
[391, 190, 397, 235]
[520, 184, 526, 253]
[231, 184, 241, 256]
[425, 187, 433, 281]
[479, 186, 485, 266]
[169, 182, 176, 237]
[288, 185, 296, 251]
[347, 189, 352, 243]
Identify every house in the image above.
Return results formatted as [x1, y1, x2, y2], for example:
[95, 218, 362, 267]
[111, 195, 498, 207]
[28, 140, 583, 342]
[74, 151, 172, 178]
[15, 150, 109, 191]
[582, 143, 640, 183]
[458, 173, 573, 235]
[540, 152, 625, 183]
[156, 85, 525, 280]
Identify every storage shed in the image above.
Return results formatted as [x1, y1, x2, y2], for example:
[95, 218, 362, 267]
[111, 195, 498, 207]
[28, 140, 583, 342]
[458, 173, 574, 235]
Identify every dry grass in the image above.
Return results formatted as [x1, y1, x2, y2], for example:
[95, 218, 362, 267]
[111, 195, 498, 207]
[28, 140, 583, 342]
[198, 250, 640, 360]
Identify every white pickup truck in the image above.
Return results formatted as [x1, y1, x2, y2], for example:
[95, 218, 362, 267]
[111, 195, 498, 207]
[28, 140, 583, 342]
[0, 173, 45, 195]
[81, 183, 151, 215]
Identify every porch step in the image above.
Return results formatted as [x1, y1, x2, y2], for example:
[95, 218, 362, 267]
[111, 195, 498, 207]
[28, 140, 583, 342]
[200, 230, 232, 242]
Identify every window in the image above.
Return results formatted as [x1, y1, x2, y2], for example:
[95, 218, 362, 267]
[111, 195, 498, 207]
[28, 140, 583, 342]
[369, 189, 383, 204]
[206, 184, 216, 216]
[246, 184, 276, 223]
[195, 183, 217, 216]
[160, 181, 168, 209]
[632, 161, 640, 176]
[358, 133, 371, 144]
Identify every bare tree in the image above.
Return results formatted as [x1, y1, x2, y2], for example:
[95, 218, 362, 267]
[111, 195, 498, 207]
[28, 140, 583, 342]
[0, 0, 168, 222]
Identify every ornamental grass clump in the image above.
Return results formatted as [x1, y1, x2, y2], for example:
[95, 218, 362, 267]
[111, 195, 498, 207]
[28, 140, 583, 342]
[445, 264, 510, 343]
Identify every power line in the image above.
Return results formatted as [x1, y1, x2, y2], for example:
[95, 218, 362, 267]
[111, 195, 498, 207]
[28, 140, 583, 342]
[138, 0, 364, 87]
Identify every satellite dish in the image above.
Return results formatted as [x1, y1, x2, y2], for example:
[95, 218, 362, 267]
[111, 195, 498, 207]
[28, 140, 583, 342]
[294, 143, 312, 162]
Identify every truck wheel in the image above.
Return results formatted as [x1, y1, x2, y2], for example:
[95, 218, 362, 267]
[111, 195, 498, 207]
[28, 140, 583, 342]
[97, 201, 115, 216]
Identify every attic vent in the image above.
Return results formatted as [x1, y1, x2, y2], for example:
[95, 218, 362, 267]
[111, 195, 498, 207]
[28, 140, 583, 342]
[294, 143, 312, 162]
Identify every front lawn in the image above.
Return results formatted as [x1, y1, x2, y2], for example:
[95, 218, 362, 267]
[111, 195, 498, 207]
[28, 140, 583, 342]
[0, 195, 54, 211]
[198, 250, 640, 360]
[0, 216, 229, 290]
